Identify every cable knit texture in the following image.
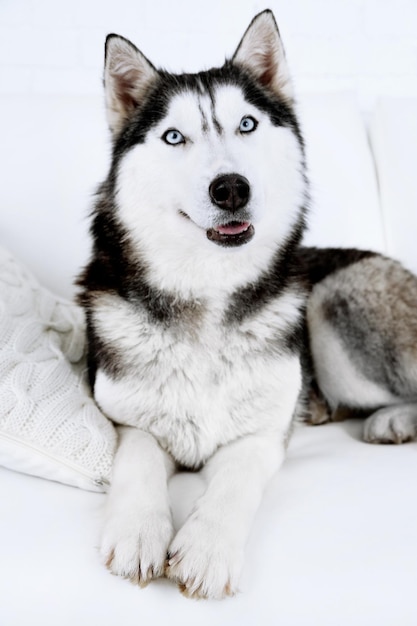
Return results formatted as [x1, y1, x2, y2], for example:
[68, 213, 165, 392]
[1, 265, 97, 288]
[0, 247, 116, 491]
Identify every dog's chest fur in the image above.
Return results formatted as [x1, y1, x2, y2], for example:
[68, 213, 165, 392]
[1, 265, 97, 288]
[92, 289, 302, 468]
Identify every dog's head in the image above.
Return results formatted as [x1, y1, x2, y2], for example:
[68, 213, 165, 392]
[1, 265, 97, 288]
[102, 11, 307, 260]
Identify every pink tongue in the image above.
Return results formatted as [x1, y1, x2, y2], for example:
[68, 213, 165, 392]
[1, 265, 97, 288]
[215, 221, 250, 236]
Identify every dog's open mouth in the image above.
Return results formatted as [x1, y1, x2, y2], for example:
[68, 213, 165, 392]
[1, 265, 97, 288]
[206, 221, 254, 247]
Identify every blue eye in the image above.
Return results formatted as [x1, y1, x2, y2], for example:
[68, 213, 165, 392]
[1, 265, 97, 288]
[239, 116, 258, 134]
[163, 129, 185, 145]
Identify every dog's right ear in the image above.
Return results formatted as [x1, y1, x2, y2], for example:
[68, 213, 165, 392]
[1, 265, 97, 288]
[104, 35, 158, 136]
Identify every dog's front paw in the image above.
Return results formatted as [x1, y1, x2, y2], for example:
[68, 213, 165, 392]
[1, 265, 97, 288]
[101, 511, 174, 587]
[165, 513, 243, 600]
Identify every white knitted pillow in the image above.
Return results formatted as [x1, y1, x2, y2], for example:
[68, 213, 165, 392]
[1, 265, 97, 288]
[0, 247, 117, 492]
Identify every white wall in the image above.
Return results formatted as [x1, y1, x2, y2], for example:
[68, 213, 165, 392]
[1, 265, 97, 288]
[1, 0, 416, 110]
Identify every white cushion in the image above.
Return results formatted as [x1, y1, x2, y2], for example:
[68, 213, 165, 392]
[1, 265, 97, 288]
[0, 247, 116, 492]
[0, 94, 109, 300]
[299, 92, 385, 253]
[369, 97, 417, 274]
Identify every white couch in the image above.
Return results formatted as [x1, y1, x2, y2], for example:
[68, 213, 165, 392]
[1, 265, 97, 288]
[1, 91, 417, 626]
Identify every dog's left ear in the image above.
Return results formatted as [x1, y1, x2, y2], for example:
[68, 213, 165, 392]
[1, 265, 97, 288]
[232, 10, 293, 104]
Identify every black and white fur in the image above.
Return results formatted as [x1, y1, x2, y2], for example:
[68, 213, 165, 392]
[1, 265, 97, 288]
[78, 10, 417, 599]
[302, 248, 417, 444]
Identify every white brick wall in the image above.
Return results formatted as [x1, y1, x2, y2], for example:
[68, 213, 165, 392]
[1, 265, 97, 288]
[0, 0, 416, 109]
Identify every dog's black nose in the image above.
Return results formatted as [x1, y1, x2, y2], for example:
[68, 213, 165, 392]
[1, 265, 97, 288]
[209, 174, 250, 212]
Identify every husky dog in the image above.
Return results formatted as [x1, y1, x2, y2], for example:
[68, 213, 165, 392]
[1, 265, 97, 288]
[78, 10, 417, 599]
